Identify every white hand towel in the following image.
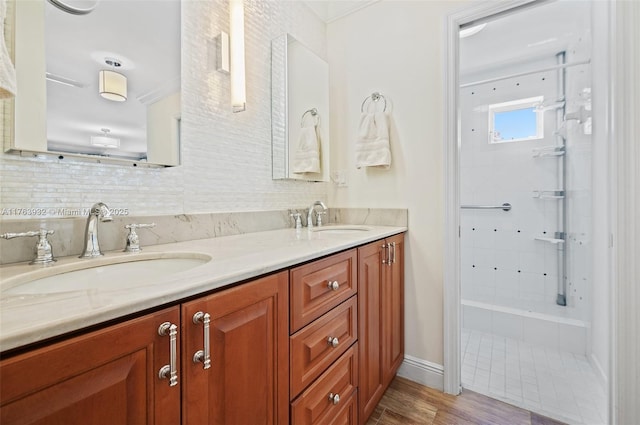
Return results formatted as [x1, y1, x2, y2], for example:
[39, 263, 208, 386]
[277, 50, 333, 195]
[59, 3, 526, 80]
[355, 111, 391, 169]
[292, 124, 321, 173]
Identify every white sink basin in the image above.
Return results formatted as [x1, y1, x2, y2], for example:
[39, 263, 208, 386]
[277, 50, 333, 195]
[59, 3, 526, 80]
[311, 225, 372, 234]
[1, 253, 211, 296]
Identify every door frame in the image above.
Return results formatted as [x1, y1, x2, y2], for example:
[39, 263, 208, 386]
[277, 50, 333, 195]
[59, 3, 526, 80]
[442, 6, 622, 425]
[442, 0, 543, 396]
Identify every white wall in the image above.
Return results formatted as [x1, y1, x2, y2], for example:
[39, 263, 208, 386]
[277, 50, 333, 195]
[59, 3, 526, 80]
[328, 0, 471, 367]
[0, 0, 328, 216]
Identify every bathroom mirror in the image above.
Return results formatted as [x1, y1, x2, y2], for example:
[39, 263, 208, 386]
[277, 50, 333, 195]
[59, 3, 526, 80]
[3, 0, 181, 166]
[271, 33, 329, 181]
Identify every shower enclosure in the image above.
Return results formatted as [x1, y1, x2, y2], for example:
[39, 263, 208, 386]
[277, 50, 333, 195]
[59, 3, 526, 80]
[458, 2, 605, 423]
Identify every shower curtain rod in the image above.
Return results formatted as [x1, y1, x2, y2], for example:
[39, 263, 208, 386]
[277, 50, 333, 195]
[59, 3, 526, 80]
[460, 59, 591, 89]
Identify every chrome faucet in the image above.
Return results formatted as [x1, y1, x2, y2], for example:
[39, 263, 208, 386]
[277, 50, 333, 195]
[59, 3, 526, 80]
[80, 202, 113, 258]
[307, 201, 327, 228]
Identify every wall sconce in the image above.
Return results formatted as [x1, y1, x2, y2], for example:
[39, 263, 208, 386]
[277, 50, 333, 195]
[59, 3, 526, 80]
[229, 0, 246, 112]
[99, 58, 127, 102]
[91, 128, 120, 148]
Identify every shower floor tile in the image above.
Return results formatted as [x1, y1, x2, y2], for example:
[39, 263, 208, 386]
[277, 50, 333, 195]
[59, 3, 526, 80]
[462, 328, 607, 425]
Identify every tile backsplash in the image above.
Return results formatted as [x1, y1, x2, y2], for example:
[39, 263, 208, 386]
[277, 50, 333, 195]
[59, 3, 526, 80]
[0, 208, 408, 265]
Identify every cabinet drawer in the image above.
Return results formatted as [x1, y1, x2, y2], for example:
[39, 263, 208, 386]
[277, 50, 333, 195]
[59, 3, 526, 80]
[291, 344, 358, 425]
[290, 249, 357, 333]
[290, 296, 357, 397]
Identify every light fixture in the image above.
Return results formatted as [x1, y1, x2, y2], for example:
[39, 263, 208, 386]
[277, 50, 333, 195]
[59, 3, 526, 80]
[459, 23, 487, 39]
[91, 128, 120, 148]
[99, 59, 127, 102]
[229, 0, 246, 112]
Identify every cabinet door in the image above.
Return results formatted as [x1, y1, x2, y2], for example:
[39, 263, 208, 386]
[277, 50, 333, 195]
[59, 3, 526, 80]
[383, 233, 404, 387]
[182, 272, 289, 425]
[357, 241, 386, 423]
[0, 306, 181, 425]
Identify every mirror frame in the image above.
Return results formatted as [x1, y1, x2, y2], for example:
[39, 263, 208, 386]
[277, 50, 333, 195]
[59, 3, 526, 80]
[271, 33, 329, 182]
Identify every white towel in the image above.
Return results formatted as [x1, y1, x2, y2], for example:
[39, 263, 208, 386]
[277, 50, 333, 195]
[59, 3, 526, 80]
[355, 112, 391, 169]
[292, 124, 321, 174]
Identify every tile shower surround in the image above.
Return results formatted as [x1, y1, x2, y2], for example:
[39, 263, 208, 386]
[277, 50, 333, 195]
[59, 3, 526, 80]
[459, 56, 591, 323]
[0, 208, 408, 265]
[0, 0, 328, 215]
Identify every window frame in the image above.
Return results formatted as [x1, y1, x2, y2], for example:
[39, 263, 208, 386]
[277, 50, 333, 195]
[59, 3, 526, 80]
[488, 96, 544, 144]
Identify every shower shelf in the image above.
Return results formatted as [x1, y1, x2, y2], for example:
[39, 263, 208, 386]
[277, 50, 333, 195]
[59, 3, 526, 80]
[532, 190, 565, 199]
[534, 237, 565, 244]
[535, 100, 565, 112]
[532, 145, 565, 158]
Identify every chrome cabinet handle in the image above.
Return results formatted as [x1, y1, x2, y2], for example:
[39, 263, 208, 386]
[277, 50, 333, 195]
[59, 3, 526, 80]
[192, 311, 211, 370]
[328, 392, 340, 405]
[327, 336, 339, 348]
[391, 242, 396, 264]
[158, 322, 178, 387]
[327, 280, 340, 291]
[381, 243, 388, 264]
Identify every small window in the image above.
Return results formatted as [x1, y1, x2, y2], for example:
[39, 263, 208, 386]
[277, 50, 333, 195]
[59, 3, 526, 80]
[488, 96, 544, 143]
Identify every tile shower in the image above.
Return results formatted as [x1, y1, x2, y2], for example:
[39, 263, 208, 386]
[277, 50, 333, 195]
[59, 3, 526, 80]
[458, 5, 604, 422]
[459, 56, 592, 354]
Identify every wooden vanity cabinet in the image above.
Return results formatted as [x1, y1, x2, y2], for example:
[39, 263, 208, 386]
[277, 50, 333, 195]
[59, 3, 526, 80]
[181, 271, 289, 425]
[0, 272, 289, 425]
[0, 306, 181, 425]
[357, 233, 404, 424]
[0, 232, 404, 425]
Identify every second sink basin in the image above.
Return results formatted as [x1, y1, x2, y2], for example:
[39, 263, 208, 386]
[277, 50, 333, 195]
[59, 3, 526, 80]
[1, 252, 212, 296]
[312, 225, 372, 234]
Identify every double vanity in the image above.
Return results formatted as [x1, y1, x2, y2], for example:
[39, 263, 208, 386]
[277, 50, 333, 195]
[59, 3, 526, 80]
[0, 218, 406, 425]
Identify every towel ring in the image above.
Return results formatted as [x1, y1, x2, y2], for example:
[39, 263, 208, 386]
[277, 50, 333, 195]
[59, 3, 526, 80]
[301, 108, 319, 127]
[361, 92, 387, 113]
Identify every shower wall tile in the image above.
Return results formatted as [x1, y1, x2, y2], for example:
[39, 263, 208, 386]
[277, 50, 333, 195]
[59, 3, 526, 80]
[460, 60, 589, 328]
[558, 324, 586, 354]
[492, 311, 523, 340]
[463, 305, 492, 333]
[523, 317, 559, 350]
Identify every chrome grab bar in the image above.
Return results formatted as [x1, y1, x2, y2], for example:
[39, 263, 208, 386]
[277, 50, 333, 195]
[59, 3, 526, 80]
[461, 203, 512, 212]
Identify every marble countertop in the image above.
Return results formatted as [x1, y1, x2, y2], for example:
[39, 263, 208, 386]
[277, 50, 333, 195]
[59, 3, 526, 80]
[0, 225, 406, 352]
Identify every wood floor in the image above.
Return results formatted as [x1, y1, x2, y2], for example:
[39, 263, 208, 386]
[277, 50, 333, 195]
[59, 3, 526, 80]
[366, 377, 567, 425]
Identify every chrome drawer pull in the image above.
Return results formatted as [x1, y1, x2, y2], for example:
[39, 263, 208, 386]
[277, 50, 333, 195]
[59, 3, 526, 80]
[327, 280, 340, 291]
[327, 336, 339, 348]
[192, 311, 211, 369]
[381, 243, 388, 264]
[328, 392, 340, 405]
[391, 242, 396, 264]
[158, 322, 178, 387]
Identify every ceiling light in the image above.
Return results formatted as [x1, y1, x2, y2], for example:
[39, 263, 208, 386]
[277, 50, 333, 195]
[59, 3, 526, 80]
[460, 23, 487, 39]
[91, 128, 120, 148]
[99, 59, 127, 102]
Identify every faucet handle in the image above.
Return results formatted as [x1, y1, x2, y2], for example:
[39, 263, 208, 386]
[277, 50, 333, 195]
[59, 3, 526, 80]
[289, 213, 302, 230]
[1, 228, 56, 265]
[316, 211, 327, 227]
[124, 223, 156, 253]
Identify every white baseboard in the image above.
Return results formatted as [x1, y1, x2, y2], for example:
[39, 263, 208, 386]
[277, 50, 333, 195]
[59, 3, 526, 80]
[396, 354, 444, 391]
